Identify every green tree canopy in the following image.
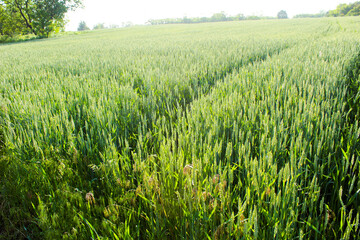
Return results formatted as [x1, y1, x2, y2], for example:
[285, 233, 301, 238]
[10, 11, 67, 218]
[327, 1, 360, 16]
[0, 1, 28, 36]
[93, 23, 106, 30]
[294, 11, 326, 19]
[1, 0, 83, 37]
[277, 10, 288, 19]
[211, 12, 228, 22]
[77, 20, 89, 31]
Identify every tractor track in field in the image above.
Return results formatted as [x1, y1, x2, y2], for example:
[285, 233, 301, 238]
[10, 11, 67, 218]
[126, 42, 298, 156]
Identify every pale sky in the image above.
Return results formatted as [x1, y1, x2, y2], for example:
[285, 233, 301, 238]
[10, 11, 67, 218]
[65, 0, 354, 31]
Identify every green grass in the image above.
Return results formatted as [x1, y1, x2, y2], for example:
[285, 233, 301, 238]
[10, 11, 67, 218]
[0, 17, 359, 239]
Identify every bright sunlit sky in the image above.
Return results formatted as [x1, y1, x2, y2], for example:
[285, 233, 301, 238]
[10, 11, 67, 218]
[65, 0, 354, 31]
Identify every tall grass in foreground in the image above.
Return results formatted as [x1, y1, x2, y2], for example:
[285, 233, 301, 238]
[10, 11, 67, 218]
[0, 18, 359, 239]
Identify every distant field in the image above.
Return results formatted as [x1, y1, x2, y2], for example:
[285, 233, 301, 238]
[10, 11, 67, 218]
[0, 18, 359, 239]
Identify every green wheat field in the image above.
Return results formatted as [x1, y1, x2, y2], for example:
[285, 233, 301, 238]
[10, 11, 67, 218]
[0, 17, 360, 239]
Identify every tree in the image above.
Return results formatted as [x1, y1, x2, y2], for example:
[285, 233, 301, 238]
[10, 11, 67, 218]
[0, 2, 28, 36]
[2, 0, 83, 37]
[122, 22, 133, 28]
[77, 21, 89, 31]
[183, 16, 191, 24]
[277, 10, 288, 19]
[109, 24, 120, 29]
[247, 15, 261, 20]
[327, 1, 360, 17]
[347, 4, 360, 16]
[211, 12, 227, 22]
[294, 12, 326, 18]
[93, 23, 106, 30]
[235, 13, 246, 21]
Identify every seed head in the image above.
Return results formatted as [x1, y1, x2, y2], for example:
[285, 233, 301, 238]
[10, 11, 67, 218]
[85, 192, 95, 205]
[183, 164, 193, 175]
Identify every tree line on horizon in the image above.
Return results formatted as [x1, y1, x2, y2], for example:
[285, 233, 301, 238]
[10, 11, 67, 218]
[77, 11, 288, 31]
[77, 21, 133, 31]
[145, 2, 360, 26]
[146, 12, 278, 26]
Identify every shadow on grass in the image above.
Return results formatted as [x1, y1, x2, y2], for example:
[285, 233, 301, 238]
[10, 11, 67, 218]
[0, 31, 88, 46]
